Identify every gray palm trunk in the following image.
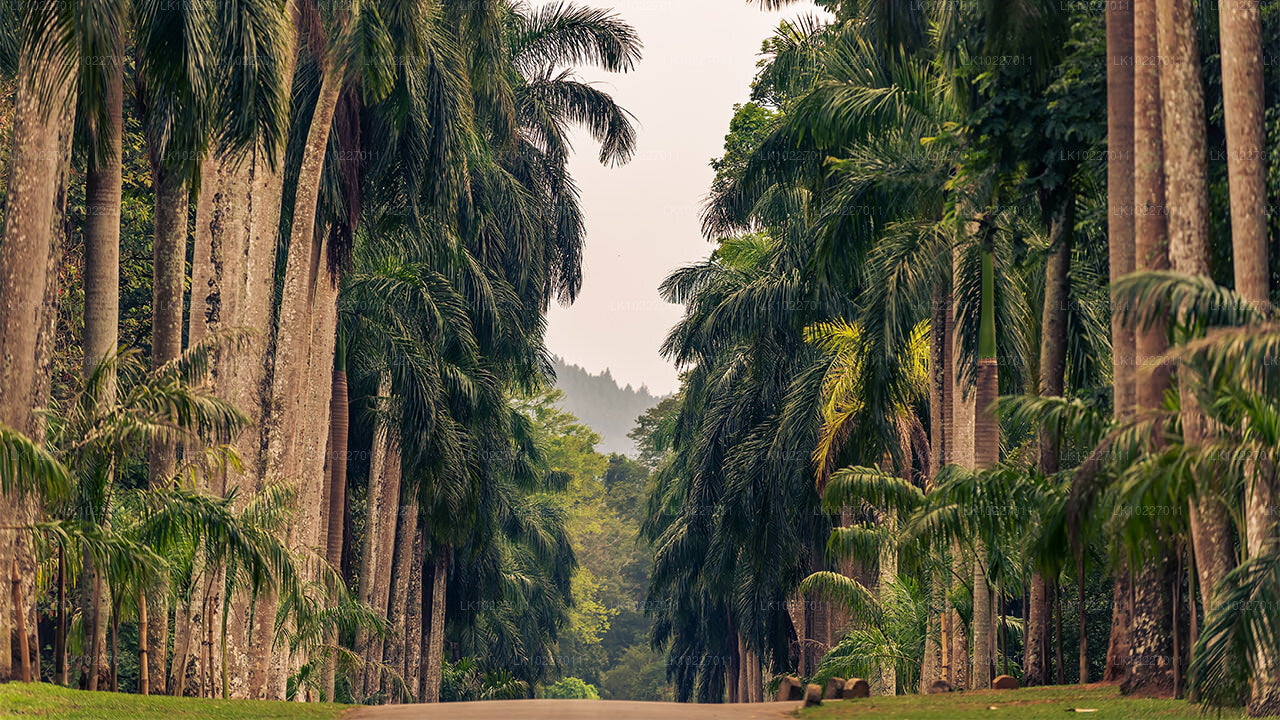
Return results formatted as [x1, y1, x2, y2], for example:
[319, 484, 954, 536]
[422, 547, 449, 702]
[920, 286, 948, 691]
[249, 67, 343, 699]
[1215, 0, 1278, 712]
[81, 55, 124, 691]
[321, 365, 349, 700]
[146, 152, 189, 696]
[1028, 191, 1073, 686]
[1157, 0, 1235, 640]
[0, 27, 77, 685]
[382, 501, 420, 701]
[1124, 0, 1176, 695]
[946, 294, 971, 691]
[404, 526, 426, 699]
[361, 430, 404, 697]
[1104, 0, 1137, 685]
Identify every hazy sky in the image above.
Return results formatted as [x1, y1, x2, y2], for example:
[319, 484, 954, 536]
[541, 0, 824, 396]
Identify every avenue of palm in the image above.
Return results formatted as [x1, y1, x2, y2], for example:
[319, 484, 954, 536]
[0, 0, 1278, 717]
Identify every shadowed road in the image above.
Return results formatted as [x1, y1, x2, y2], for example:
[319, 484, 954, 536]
[347, 700, 799, 719]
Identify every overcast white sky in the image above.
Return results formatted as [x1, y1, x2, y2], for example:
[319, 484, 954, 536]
[541, 0, 825, 396]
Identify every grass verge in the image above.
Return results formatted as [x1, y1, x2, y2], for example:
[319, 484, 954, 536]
[796, 684, 1261, 719]
[0, 682, 350, 720]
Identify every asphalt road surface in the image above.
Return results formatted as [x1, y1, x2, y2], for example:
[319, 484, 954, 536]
[347, 700, 799, 719]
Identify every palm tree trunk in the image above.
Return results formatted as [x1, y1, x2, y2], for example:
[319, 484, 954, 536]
[1054, 582, 1064, 684]
[969, 246, 999, 690]
[55, 545, 67, 684]
[364, 435, 404, 697]
[1077, 551, 1088, 683]
[1218, 0, 1276, 711]
[1103, 0, 1138, 688]
[357, 374, 393, 697]
[921, 286, 948, 691]
[0, 24, 77, 685]
[732, 607, 742, 696]
[251, 66, 343, 699]
[749, 646, 762, 702]
[139, 591, 149, 695]
[877, 506, 899, 695]
[321, 357, 349, 700]
[1027, 191, 1072, 687]
[403, 525, 426, 700]
[1156, 0, 1236, 642]
[382, 501, 419, 702]
[146, 157, 188, 695]
[1122, 0, 1175, 697]
[422, 547, 449, 703]
[947, 274, 973, 688]
[189, 148, 278, 699]
[81, 51, 124, 692]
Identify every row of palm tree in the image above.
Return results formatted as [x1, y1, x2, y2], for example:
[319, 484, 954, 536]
[0, 0, 639, 704]
[644, 0, 1278, 714]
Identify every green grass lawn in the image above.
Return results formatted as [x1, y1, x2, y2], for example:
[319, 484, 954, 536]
[796, 684, 1264, 720]
[0, 683, 351, 720]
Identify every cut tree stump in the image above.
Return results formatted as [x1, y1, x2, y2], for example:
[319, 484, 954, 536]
[804, 683, 823, 707]
[993, 674, 1019, 690]
[824, 677, 845, 699]
[777, 676, 804, 701]
[842, 678, 871, 699]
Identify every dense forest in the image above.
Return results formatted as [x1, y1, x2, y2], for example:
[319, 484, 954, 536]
[1, 0, 1280, 716]
[550, 358, 665, 456]
[0, 0, 653, 706]
[638, 0, 1280, 715]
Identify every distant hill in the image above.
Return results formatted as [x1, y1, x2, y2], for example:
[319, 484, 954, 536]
[552, 357, 665, 456]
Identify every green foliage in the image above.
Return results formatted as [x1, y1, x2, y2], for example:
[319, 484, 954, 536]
[597, 643, 670, 702]
[542, 675, 599, 699]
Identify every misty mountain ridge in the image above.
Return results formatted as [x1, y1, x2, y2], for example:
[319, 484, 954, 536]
[551, 357, 666, 456]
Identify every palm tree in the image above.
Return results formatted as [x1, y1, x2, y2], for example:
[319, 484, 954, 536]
[1102, 0, 1136, 686]
[0, 4, 79, 676]
[1122, 0, 1175, 696]
[1216, 0, 1275, 710]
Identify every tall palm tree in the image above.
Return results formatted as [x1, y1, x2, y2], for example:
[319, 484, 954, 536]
[1217, 0, 1275, 710]
[1102, 0, 1136, 686]
[1123, 0, 1174, 696]
[0, 3, 79, 676]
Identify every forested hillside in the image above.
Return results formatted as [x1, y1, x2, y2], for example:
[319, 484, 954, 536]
[551, 358, 665, 456]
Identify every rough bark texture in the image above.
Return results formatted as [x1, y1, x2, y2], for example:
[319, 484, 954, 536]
[147, 159, 188, 695]
[1218, 0, 1276, 712]
[1026, 194, 1072, 688]
[920, 287, 947, 691]
[363, 435, 403, 697]
[1104, 0, 1137, 687]
[0, 32, 76, 684]
[971, 359, 998, 690]
[321, 366, 349, 700]
[1219, 0, 1269, 315]
[382, 501, 419, 701]
[946, 287, 970, 690]
[422, 548, 448, 702]
[1026, 574, 1050, 685]
[356, 374, 392, 697]
[877, 511, 898, 695]
[1104, 567, 1134, 682]
[404, 525, 426, 700]
[1125, 0, 1175, 696]
[249, 67, 343, 698]
[81, 55, 124, 691]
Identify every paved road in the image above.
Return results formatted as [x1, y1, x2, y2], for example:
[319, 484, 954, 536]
[347, 700, 799, 719]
